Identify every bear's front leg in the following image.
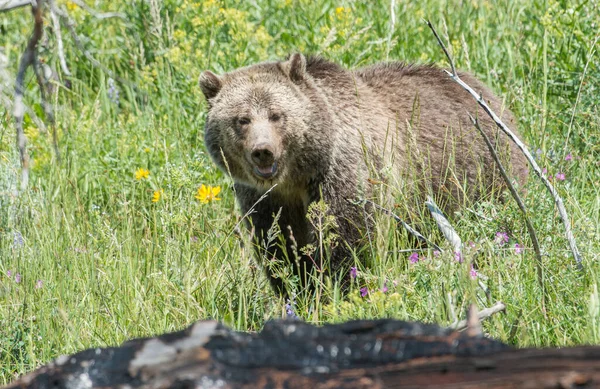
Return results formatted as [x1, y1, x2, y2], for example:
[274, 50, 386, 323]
[234, 184, 314, 298]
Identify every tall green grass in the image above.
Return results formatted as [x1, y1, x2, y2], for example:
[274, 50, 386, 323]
[0, 0, 598, 382]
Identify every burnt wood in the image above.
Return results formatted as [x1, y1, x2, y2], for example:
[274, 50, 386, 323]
[4, 319, 600, 388]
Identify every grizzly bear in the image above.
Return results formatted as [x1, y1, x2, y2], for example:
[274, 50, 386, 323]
[199, 53, 528, 297]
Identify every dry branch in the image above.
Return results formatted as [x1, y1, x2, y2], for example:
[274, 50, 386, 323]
[49, 0, 70, 76]
[4, 318, 600, 389]
[469, 115, 545, 306]
[425, 195, 462, 252]
[450, 301, 506, 331]
[426, 20, 583, 269]
[69, 0, 126, 20]
[53, 4, 138, 92]
[352, 198, 442, 252]
[0, 0, 31, 12]
[14, 0, 44, 191]
[6, 0, 134, 189]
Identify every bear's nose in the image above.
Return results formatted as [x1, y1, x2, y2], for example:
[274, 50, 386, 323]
[251, 144, 275, 166]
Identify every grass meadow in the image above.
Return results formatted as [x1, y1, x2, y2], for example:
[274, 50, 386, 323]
[1, 0, 599, 382]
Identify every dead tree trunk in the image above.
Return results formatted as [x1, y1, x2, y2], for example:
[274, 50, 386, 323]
[4, 319, 600, 389]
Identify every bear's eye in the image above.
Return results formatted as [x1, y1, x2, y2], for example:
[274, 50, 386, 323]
[237, 117, 251, 126]
[269, 113, 281, 122]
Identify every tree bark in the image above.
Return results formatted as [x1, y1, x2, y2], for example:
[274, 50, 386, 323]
[4, 319, 600, 389]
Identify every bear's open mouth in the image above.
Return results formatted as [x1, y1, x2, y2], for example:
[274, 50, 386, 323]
[253, 162, 278, 179]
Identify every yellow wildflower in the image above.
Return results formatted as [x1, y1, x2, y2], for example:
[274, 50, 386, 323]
[152, 190, 162, 203]
[135, 168, 150, 180]
[335, 6, 350, 19]
[66, 1, 77, 11]
[195, 184, 221, 204]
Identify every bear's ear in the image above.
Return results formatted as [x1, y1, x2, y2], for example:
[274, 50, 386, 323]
[199, 71, 222, 101]
[284, 53, 306, 84]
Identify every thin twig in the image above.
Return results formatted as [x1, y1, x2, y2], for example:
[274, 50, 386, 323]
[426, 19, 456, 76]
[351, 198, 442, 252]
[49, 0, 70, 76]
[2, 95, 47, 126]
[465, 207, 492, 222]
[469, 114, 545, 309]
[14, 0, 44, 191]
[450, 301, 505, 331]
[33, 58, 60, 163]
[425, 196, 461, 252]
[211, 184, 278, 264]
[53, 4, 140, 93]
[69, 0, 127, 20]
[0, 0, 31, 12]
[426, 19, 582, 269]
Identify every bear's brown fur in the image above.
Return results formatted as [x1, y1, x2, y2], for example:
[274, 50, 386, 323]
[199, 54, 528, 296]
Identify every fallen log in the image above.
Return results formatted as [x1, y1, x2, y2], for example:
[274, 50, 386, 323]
[4, 319, 600, 389]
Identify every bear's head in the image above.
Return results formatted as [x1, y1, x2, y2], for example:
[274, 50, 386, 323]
[199, 53, 324, 193]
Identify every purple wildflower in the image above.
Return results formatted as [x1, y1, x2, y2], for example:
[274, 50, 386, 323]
[433, 250, 441, 257]
[7, 270, 12, 277]
[408, 252, 419, 263]
[285, 298, 299, 320]
[470, 266, 478, 279]
[107, 78, 119, 105]
[15, 273, 21, 283]
[35, 280, 43, 289]
[350, 267, 357, 279]
[392, 280, 398, 287]
[454, 251, 463, 263]
[468, 241, 476, 250]
[360, 287, 369, 297]
[12, 231, 23, 248]
[555, 172, 565, 181]
[542, 167, 548, 175]
[495, 232, 509, 246]
[380, 283, 388, 293]
[514, 243, 523, 254]
[565, 153, 572, 161]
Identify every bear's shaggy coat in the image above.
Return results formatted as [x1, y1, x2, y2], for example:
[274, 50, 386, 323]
[199, 54, 527, 296]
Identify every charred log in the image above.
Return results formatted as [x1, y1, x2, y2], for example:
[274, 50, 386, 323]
[4, 319, 600, 388]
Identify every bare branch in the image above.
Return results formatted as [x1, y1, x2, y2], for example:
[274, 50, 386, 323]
[33, 59, 54, 125]
[49, 0, 71, 76]
[425, 19, 456, 76]
[469, 114, 545, 309]
[426, 196, 462, 253]
[350, 198, 442, 252]
[426, 20, 582, 268]
[466, 207, 493, 222]
[210, 184, 278, 266]
[451, 301, 506, 331]
[69, 0, 127, 20]
[14, 0, 45, 191]
[53, 5, 139, 92]
[0, 0, 32, 12]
